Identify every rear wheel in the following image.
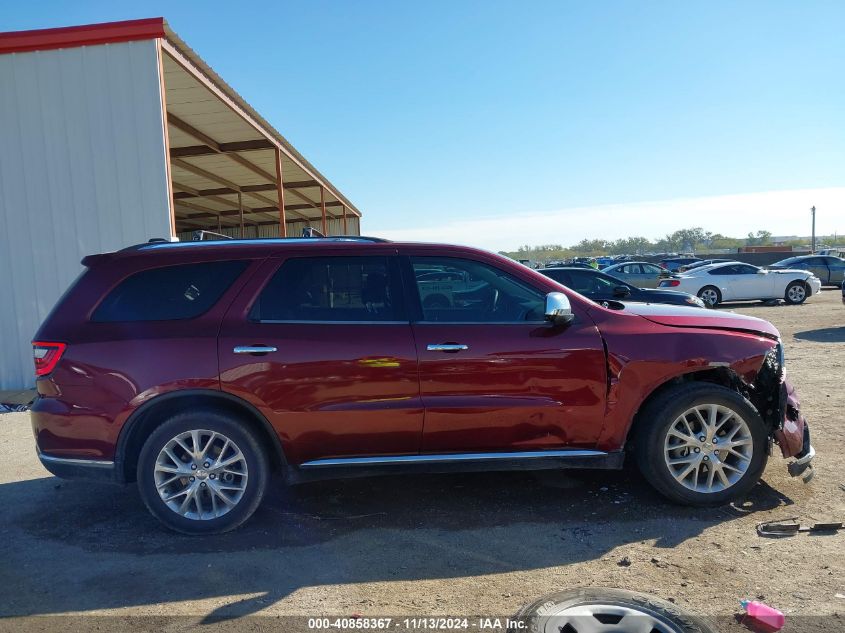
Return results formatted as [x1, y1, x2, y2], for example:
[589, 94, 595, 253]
[136, 410, 269, 534]
[634, 383, 768, 506]
[784, 280, 808, 304]
[697, 286, 721, 308]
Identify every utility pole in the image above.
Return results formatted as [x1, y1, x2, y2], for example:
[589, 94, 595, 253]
[811, 206, 816, 253]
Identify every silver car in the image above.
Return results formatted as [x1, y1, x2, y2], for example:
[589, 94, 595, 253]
[602, 261, 666, 288]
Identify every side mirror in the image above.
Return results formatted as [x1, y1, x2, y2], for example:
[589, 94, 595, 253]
[613, 286, 631, 298]
[545, 292, 575, 325]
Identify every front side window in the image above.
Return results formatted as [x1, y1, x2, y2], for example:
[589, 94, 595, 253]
[250, 256, 402, 322]
[541, 270, 573, 287]
[92, 260, 248, 322]
[568, 271, 618, 294]
[411, 257, 545, 323]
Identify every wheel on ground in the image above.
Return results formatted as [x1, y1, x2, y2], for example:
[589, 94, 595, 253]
[634, 383, 768, 506]
[136, 409, 269, 534]
[784, 280, 808, 305]
[510, 587, 715, 633]
[696, 285, 721, 308]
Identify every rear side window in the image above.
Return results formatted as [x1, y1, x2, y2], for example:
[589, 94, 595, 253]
[250, 256, 403, 322]
[92, 260, 248, 322]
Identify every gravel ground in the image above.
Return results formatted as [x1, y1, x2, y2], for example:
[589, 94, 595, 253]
[1, 289, 843, 631]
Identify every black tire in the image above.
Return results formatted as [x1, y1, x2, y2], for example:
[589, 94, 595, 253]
[696, 285, 721, 308]
[634, 383, 768, 507]
[136, 409, 269, 534]
[510, 587, 716, 633]
[784, 280, 808, 305]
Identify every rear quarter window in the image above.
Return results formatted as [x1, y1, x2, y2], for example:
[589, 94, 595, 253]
[92, 260, 248, 322]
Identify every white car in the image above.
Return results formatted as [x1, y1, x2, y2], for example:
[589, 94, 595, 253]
[658, 261, 822, 307]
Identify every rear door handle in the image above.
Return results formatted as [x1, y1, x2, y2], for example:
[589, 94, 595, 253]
[233, 345, 278, 354]
[426, 344, 469, 352]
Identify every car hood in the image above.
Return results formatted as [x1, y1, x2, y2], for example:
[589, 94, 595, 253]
[637, 288, 698, 298]
[617, 302, 780, 339]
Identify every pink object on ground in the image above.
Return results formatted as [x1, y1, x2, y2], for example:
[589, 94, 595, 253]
[741, 600, 786, 632]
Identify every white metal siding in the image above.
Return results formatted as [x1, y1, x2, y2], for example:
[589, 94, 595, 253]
[0, 40, 171, 390]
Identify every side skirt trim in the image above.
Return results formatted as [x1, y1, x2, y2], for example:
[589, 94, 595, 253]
[290, 449, 624, 484]
[300, 449, 608, 469]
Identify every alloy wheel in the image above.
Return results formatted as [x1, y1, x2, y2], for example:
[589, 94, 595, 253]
[154, 429, 248, 520]
[787, 284, 806, 303]
[663, 404, 753, 493]
[699, 288, 719, 306]
[538, 603, 680, 633]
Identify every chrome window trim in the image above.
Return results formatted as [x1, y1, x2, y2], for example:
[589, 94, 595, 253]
[414, 321, 548, 325]
[299, 449, 607, 469]
[252, 320, 411, 325]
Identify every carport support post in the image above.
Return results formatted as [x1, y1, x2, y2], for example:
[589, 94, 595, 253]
[238, 192, 244, 238]
[275, 147, 287, 237]
[320, 185, 328, 236]
[811, 206, 816, 253]
[342, 205, 348, 234]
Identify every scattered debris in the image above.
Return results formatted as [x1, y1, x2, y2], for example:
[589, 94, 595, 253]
[617, 556, 632, 567]
[757, 517, 844, 537]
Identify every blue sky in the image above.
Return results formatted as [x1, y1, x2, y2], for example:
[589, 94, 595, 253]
[4, 1, 844, 249]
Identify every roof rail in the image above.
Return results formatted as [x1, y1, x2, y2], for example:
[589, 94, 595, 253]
[117, 235, 392, 252]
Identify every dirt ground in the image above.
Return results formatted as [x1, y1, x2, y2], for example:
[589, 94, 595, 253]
[1, 289, 843, 632]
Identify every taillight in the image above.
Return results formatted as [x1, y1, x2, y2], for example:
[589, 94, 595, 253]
[32, 341, 67, 377]
[661, 279, 681, 287]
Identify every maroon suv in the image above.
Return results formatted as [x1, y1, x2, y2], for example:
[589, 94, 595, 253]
[31, 238, 815, 534]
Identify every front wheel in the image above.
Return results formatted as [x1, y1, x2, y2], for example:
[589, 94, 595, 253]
[634, 383, 768, 506]
[136, 410, 269, 534]
[784, 280, 808, 304]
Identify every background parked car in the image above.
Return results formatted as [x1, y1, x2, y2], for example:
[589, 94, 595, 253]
[767, 255, 845, 287]
[602, 261, 668, 288]
[541, 267, 706, 307]
[660, 257, 702, 272]
[678, 258, 735, 273]
[660, 262, 822, 307]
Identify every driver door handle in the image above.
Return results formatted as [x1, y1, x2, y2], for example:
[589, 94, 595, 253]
[426, 343, 469, 352]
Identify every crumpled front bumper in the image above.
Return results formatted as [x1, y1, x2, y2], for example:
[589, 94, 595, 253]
[773, 379, 815, 481]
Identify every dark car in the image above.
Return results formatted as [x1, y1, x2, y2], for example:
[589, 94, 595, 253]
[31, 237, 814, 534]
[660, 257, 702, 272]
[678, 258, 734, 273]
[540, 267, 705, 308]
[767, 255, 845, 287]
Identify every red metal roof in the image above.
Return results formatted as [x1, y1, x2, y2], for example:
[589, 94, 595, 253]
[0, 17, 165, 55]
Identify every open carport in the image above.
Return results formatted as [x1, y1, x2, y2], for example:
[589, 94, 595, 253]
[0, 18, 361, 390]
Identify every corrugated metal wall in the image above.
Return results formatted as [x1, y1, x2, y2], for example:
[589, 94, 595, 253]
[0, 40, 171, 390]
[176, 215, 361, 241]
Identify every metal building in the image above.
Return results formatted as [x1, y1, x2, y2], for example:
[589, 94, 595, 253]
[0, 18, 362, 390]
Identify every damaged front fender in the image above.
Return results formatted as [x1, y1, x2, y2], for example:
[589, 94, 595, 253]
[749, 343, 815, 479]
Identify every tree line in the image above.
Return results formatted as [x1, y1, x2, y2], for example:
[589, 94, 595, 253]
[499, 227, 817, 260]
